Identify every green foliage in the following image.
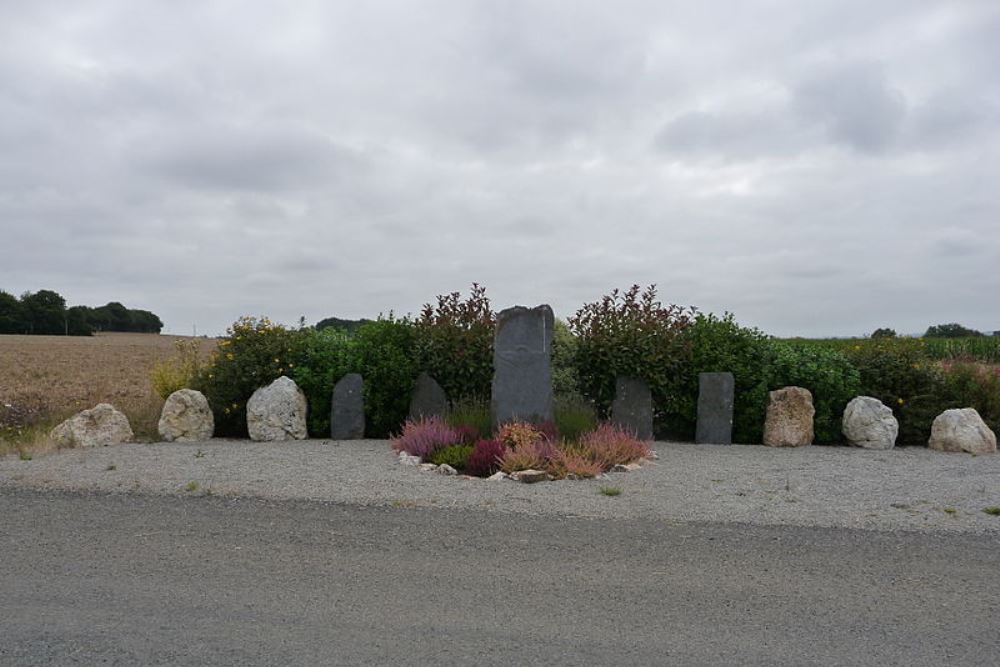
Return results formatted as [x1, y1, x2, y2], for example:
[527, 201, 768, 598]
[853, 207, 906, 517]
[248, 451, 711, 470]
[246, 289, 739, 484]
[353, 317, 418, 437]
[149, 339, 207, 399]
[767, 342, 861, 444]
[446, 398, 492, 440]
[427, 443, 474, 470]
[413, 284, 495, 404]
[599, 486, 622, 497]
[939, 362, 1000, 438]
[552, 319, 581, 397]
[871, 327, 896, 338]
[925, 323, 982, 338]
[289, 327, 356, 436]
[194, 316, 304, 437]
[0, 289, 163, 336]
[0, 290, 24, 334]
[841, 338, 947, 446]
[668, 312, 773, 443]
[570, 285, 695, 427]
[315, 316, 371, 333]
[554, 394, 598, 442]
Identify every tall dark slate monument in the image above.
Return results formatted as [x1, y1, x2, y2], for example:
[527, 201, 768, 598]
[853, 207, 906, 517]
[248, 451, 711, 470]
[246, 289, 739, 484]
[408, 372, 448, 420]
[611, 376, 653, 440]
[491, 305, 554, 427]
[696, 372, 734, 444]
[331, 373, 365, 439]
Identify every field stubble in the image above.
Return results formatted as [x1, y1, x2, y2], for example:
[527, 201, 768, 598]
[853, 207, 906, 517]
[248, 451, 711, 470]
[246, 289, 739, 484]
[0, 333, 217, 455]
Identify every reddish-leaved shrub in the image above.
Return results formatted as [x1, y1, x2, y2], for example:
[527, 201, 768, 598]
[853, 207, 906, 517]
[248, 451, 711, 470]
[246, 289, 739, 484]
[390, 416, 460, 459]
[499, 439, 550, 473]
[497, 421, 545, 450]
[547, 447, 604, 479]
[465, 439, 508, 477]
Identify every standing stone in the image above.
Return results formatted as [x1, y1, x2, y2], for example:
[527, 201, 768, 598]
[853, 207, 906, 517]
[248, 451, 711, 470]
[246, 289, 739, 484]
[158, 388, 214, 442]
[611, 376, 653, 440]
[928, 408, 997, 454]
[763, 386, 814, 447]
[408, 372, 448, 421]
[842, 396, 897, 450]
[696, 372, 735, 444]
[491, 305, 554, 427]
[50, 403, 133, 448]
[247, 376, 308, 441]
[331, 373, 365, 439]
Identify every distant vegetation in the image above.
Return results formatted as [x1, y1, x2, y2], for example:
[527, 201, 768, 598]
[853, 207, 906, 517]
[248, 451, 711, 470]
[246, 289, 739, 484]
[315, 316, 371, 334]
[0, 289, 163, 336]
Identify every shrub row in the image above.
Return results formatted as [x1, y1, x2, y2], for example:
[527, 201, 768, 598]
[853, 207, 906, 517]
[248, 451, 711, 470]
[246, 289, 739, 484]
[157, 284, 998, 445]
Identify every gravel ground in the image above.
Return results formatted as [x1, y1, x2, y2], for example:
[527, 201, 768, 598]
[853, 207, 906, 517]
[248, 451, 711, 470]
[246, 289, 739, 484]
[2, 439, 999, 533]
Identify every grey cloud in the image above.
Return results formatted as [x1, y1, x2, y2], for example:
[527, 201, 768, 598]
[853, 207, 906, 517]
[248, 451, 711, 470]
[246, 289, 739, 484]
[792, 61, 907, 153]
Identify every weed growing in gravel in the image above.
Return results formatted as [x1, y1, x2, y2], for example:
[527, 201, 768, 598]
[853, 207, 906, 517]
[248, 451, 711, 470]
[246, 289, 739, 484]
[17, 450, 31, 461]
[183, 481, 199, 493]
[983, 507, 1000, 516]
[106, 463, 116, 471]
[194, 449, 205, 459]
[943, 507, 957, 515]
[599, 486, 622, 497]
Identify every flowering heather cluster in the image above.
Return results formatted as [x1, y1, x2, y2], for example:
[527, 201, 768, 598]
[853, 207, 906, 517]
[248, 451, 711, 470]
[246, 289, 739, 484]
[497, 421, 547, 450]
[577, 423, 652, 469]
[390, 416, 461, 459]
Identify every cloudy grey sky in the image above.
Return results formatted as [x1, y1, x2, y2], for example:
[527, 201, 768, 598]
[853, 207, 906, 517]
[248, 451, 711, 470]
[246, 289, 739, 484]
[2, 1, 998, 337]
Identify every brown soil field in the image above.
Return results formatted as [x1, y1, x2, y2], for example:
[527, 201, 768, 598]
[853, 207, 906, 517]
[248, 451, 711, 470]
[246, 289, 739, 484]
[0, 333, 217, 451]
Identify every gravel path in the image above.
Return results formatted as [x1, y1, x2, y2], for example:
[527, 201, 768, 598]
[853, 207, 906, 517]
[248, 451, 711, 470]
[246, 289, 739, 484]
[2, 439, 999, 533]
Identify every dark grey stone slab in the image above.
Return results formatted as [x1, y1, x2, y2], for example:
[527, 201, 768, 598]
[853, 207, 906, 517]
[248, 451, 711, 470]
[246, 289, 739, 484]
[696, 372, 734, 444]
[491, 305, 554, 427]
[408, 372, 448, 420]
[611, 376, 654, 440]
[331, 373, 365, 439]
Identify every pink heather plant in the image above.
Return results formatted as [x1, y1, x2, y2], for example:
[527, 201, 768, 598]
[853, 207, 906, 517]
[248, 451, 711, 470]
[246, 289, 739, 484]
[390, 416, 461, 459]
[578, 423, 652, 470]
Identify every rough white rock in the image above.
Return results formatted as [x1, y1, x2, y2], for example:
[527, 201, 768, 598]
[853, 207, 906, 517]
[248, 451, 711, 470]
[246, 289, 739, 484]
[436, 464, 458, 476]
[418, 463, 438, 472]
[158, 389, 214, 442]
[928, 408, 997, 454]
[50, 403, 133, 448]
[246, 376, 308, 441]
[487, 471, 509, 481]
[842, 396, 898, 450]
[397, 452, 421, 466]
[763, 386, 814, 447]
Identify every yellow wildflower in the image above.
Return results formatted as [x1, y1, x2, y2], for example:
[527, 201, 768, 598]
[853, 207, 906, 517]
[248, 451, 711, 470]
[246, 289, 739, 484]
[226, 353, 234, 360]
[897, 398, 905, 405]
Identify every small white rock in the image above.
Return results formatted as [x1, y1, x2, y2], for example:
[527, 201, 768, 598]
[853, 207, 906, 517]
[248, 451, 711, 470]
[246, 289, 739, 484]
[510, 469, 549, 483]
[487, 471, 508, 481]
[610, 464, 629, 473]
[398, 452, 421, 466]
[418, 463, 438, 472]
[436, 464, 458, 475]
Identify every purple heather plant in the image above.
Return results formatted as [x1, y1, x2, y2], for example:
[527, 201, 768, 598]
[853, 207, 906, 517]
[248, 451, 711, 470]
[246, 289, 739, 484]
[390, 416, 461, 459]
[465, 439, 508, 477]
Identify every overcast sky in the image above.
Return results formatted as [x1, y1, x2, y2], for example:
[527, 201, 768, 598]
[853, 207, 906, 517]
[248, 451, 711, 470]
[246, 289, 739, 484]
[2, 1, 998, 337]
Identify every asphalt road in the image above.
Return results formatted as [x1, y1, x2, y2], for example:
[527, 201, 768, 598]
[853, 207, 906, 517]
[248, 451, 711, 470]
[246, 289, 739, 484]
[1, 489, 998, 666]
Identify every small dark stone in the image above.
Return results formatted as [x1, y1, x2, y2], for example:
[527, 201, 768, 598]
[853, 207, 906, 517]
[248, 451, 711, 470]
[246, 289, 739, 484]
[611, 376, 653, 441]
[330, 373, 365, 439]
[491, 305, 555, 427]
[696, 372, 734, 444]
[408, 372, 448, 420]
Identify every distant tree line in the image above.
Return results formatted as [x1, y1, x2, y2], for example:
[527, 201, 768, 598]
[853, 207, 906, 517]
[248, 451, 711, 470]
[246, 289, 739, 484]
[315, 316, 371, 334]
[871, 323, 997, 339]
[0, 289, 163, 336]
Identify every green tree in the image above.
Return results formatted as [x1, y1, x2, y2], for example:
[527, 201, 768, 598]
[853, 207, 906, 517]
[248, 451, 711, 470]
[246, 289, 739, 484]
[925, 323, 982, 338]
[0, 290, 25, 334]
[871, 327, 896, 338]
[20, 290, 67, 335]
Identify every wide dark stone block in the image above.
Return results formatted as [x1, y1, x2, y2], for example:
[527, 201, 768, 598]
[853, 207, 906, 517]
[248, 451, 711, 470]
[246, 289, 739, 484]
[696, 372, 734, 444]
[491, 305, 554, 427]
[331, 373, 365, 439]
[408, 372, 448, 420]
[611, 376, 653, 440]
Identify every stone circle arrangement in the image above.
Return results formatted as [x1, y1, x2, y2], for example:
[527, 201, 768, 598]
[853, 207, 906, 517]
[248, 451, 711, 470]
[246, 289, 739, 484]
[48, 304, 997, 472]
